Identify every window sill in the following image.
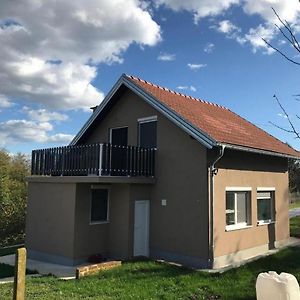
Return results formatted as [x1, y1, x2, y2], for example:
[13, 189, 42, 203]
[225, 224, 253, 232]
[90, 221, 109, 225]
[257, 221, 275, 226]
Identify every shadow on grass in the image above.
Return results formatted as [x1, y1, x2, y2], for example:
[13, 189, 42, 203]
[0, 263, 37, 279]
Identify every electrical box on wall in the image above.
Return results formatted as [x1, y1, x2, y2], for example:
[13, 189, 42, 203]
[161, 199, 167, 206]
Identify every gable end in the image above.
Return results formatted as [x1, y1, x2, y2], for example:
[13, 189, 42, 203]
[70, 74, 217, 148]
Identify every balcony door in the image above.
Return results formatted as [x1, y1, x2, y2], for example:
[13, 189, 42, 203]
[110, 127, 128, 175]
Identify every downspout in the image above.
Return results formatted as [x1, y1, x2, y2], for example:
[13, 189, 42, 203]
[208, 145, 225, 268]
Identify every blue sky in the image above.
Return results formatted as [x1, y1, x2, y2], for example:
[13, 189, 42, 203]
[0, 0, 300, 154]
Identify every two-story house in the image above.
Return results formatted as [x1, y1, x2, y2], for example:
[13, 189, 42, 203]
[26, 74, 300, 269]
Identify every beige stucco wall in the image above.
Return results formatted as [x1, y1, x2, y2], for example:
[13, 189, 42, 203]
[213, 150, 289, 261]
[26, 182, 77, 261]
[83, 89, 210, 265]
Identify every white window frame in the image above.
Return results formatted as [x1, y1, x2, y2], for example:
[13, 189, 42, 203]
[257, 188, 275, 225]
[90, 185, 110, 225]
[137, 115, 157, 123]
[226, 187, 252, 192]
[225, 188, 252, 231]
[137, 116, 157, 148]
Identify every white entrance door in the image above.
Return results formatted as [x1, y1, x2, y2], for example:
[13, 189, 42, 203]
[134, 200, 150, 257]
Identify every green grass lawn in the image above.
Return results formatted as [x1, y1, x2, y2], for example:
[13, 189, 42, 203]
[0, 247, 300, 300]
[290, 216, 300, 238]
[290, 201, 300, 209]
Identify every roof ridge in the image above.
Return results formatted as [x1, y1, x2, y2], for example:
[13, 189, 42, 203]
[125, 74, 229, 110]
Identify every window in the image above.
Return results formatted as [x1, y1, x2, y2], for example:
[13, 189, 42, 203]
[138, 116, 157, 148]
[90, 188, 109, 223]
[225, 190, 251, 229]
[257, 190, 275, 224]
[110, 127, 128, 146]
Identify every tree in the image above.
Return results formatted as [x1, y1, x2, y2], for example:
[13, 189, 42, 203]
[263, 8, 300, 194]
[263, 8, 300, 66]
[0, 149, 30, 247]
[263, 8, 300, 138]
[289, 159, 300, 193]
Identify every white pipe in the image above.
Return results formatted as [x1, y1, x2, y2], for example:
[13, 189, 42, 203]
[209, 145, 225, 268]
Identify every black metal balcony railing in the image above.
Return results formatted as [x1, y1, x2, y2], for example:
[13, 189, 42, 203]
[31, 143, 156, 177]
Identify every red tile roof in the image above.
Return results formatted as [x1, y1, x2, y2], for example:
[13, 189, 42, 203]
[127, 75, 300, 158]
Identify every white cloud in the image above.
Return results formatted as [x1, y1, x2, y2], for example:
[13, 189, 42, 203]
[241, 1, 300, 53]
[216, 20, 240, 34]
[157, 52, 176, 61]
[0, 0, 161, 110]
[0, 119, 74, 146]
[212, 20, 244, 43]
[3, 59, 103, 110]
[244, 24, 276, 54]
[47, 133, 75, 143]
[157, 0, 300, 25]
[0, 94, 13, 108]
[156, 0, 240, 24]
[211, 20, 276, 53]
[177, 85, 197, 92]
[22, 107, 69, 122]
[243, 0, 300, 25]
[187, 63, 207, 70]
[204, 42, 215, 53]
[157, 0, 300, 54]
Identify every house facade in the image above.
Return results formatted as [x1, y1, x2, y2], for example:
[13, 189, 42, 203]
[26, 74, 299, 269]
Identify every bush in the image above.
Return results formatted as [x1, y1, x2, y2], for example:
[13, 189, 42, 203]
[0, 149, 29, 247]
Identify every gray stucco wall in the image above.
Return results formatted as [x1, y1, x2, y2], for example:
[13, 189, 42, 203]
[25, 182, 77, 264]
[73, 182, 133, 261]
[73, 183, 109, 260]
[26, 88, 210, 267]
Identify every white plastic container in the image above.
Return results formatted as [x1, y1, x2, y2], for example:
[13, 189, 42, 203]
[256, 271, 300, 300]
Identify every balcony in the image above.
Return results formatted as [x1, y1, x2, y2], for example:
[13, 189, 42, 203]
[31, 143, 156, 177]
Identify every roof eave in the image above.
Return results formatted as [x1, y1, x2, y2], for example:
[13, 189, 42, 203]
[70, 74, 217, 149]
[220, 142, 300, 159]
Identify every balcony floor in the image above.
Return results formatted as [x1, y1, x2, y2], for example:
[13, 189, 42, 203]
[27, 175, 155, 184]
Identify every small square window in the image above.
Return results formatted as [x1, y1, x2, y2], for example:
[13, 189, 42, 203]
[90, 189, 109, 223]
[226, 191, 251, 229]
[257, 191, 275, 224]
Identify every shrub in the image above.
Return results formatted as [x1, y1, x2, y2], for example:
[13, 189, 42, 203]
[0, 149, 29, 247]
